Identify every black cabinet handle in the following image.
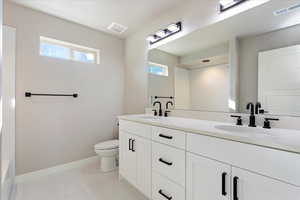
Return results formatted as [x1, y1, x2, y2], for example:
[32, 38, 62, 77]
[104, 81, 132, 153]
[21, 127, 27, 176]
[159, 158, 173, 166]
[159, 134, 173, 140]
[128, 139, 132, 151]
[233, 176, 239, 200]
[158, 189, 172, 200]
[222, 172, 227, 196]
[131, 139, 135, 152]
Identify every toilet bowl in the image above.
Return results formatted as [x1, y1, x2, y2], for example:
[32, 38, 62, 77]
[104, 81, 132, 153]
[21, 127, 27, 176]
[94, 139, 119, 172]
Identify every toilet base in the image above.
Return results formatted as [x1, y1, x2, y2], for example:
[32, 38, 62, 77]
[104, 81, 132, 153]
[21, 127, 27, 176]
[100, 156, 118, 172]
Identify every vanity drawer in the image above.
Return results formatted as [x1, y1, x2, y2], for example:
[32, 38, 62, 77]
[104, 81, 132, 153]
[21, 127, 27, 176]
[152, 126, 186, 149]
[152, 172, 185, 200]
[152, 141, 185, 187]
[119, 120, 152, 139]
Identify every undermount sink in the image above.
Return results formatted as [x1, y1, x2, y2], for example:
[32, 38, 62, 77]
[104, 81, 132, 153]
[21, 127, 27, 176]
[139, 115, 161, 120]
[214, 125, 269, 136]
[215, 125, 300, 147]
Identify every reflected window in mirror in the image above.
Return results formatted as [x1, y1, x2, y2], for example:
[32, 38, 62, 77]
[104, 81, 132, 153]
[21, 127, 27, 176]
[148, 62, 169, 77]
[220, 0, 247, 12]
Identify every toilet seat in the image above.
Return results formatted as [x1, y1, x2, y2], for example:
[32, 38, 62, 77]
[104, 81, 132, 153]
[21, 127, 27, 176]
[94, 139, 119, 150]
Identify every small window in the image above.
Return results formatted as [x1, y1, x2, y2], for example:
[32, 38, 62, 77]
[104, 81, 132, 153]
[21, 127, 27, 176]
[40, 36, 100, 64]
[220, 0, 247, 12]
[148, 62, 168, 76]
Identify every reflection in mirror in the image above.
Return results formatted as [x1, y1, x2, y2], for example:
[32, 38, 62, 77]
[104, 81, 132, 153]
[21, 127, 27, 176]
[258, 44, 300, 116]
[148, 43, 231, 112]
[148, 1, 300, 116]
[239, 23, 300, 115]
[148, 49, 176, 108]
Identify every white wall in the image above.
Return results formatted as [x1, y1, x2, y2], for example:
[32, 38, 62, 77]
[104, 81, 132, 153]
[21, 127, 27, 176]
[174, 67, 190, 109]
[4, 2, 125, 175]
[124, 0, 268, 114]
[189, 64, 229, 112]
[239, 23, 300, 112]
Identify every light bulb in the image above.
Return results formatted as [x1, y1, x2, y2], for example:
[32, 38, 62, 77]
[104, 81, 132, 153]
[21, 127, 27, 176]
[146, 35, 156, 42]
[156, 30, 166, 38]
[167, 23, 179, 32]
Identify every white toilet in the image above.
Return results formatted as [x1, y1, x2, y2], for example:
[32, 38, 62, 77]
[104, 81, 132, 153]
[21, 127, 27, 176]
[94, 139, 119, 172]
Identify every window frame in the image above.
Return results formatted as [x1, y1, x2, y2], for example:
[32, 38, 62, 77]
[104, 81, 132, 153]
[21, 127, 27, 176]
[40, 36, 100, 64]
[220, 0, 247, 12]
[148, 62, 169, 77]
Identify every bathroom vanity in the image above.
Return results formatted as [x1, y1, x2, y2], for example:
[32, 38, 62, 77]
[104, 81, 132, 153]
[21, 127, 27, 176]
[119, 1, 300, 199]
[118, 115, 300, 200]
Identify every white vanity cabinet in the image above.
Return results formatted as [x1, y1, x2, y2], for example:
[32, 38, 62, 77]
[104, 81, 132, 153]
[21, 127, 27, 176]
[119, 121, 152, 198]
[231, 167, 300, 200]
[187, 133, 300, 200]
[119, 118, 300, 200]
[119, 131, 137, 186]
[186, 152, 300, 200]
[186, 153, 231, 200]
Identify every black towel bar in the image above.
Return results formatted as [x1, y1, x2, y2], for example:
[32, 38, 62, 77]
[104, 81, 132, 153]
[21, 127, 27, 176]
[154, 96, 173, 99]
[25, 92, 78, 98]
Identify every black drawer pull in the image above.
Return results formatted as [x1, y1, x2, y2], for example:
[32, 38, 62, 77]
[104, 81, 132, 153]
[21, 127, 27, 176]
[158, 189, 172, 200]
[159, 134, 173, 140]
[128, 139, 132, 151]
[131, 139, 135, 152]
[233, 176, 239, 200]
[222, 172, 227, 196]
[159, 158, 173, 166]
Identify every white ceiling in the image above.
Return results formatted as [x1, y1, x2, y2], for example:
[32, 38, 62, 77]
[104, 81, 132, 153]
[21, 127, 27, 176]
[157, 0, 300, 56]
[8, 0, 183, 38]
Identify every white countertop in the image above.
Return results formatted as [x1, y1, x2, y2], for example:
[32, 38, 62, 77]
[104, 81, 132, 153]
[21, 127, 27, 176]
[118, 114, 300, 154]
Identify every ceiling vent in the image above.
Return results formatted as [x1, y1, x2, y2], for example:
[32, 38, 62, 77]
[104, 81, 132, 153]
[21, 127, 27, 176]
[274, 3, 300, 16]
[107, 23, 128, 34]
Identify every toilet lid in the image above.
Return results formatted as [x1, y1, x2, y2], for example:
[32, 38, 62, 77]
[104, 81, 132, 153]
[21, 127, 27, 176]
[94, 139, 119, 150]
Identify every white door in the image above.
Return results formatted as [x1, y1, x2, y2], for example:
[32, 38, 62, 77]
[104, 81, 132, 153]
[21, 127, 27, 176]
[186, 153, 231, 200]
[119, 131, 137, 187]
[136, 136, 151, 198]
[258, 45, 300, 116]
[232, 167, 300, 200]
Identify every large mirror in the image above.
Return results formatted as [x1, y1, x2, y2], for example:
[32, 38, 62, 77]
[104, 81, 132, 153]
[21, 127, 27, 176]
[148, 1, 300, 116]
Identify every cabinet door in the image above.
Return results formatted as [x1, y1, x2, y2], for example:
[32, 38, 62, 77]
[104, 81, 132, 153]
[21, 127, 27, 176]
[232, 167, 300, 200]
[186, 153, 231, 200]
[136, 136, 151, 198]
[119, 131, 137, 187]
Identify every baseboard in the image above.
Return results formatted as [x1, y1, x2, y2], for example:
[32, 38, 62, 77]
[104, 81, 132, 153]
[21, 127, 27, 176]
[9, 184, 17, 200]
[16, 156, 98, 183]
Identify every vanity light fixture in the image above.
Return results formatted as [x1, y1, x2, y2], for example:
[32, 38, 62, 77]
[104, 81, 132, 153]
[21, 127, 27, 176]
[146, 22, 182, 45]
[146, 35, 159, 43]
[220, 0, 247, 12]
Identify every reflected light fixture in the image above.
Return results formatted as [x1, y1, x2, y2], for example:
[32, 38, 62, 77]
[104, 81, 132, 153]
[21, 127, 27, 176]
[146, 22, 182, 45]
[220, 0, 247, 12]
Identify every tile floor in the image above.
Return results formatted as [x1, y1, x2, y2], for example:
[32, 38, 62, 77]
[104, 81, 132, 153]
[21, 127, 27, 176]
[15, 162, 148, 200]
